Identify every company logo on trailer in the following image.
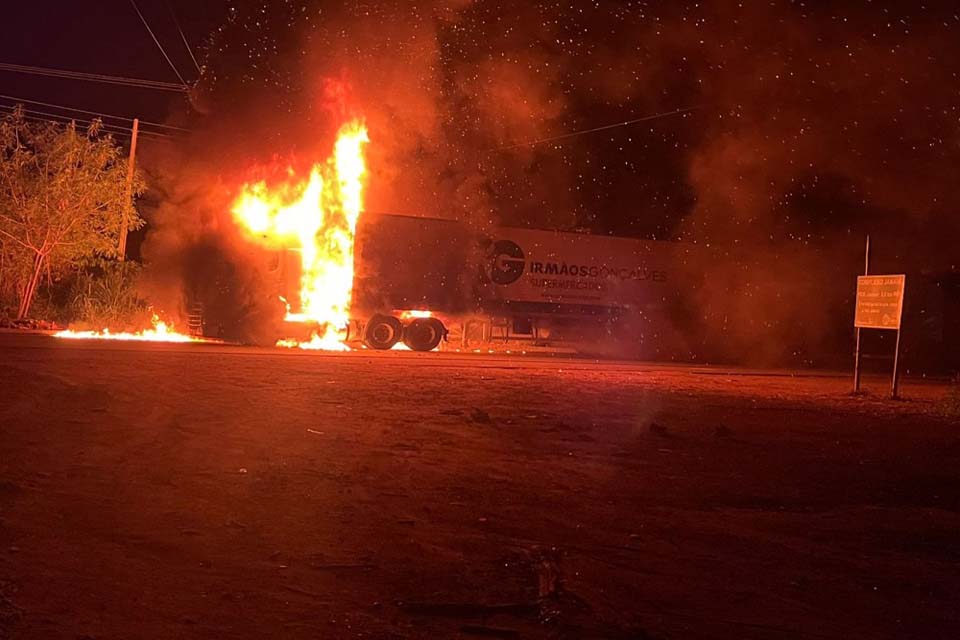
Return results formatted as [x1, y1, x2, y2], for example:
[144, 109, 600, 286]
[488, 240, 526, 285]
[485, 237, 668, 286]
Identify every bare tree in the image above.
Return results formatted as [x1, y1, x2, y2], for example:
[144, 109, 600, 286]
[0, 107, 144, 319]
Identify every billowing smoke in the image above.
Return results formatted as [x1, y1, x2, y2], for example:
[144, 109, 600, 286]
[139, 0, 574, 341]
[661, 3, 960, 364]
[139, 1, 959, 361]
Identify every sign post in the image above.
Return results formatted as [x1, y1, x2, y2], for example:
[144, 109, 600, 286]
[854, 273, 906, 398]
[853, 236, 870, 393]
[892, 325, 903, 398]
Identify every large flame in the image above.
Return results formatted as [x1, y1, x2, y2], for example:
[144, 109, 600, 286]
[54, 314, 207, 343]
[232, 120, 369, 350]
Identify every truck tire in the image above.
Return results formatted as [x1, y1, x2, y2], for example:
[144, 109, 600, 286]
[403, 317, 445, 352]
[364, 314, 403, 350]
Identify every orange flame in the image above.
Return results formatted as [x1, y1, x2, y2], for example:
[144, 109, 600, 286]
[231, 120, 369, 350]
[54, 314, 207, 343]
[400, 309, 433, 319]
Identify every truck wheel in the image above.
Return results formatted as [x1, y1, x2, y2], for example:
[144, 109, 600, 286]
[364, 314, 402, 350]
[403, 317, 445, 352]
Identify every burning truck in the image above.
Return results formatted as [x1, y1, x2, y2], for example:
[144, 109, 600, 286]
[226, 119, 689, 355]
[306, 213, 685, 354]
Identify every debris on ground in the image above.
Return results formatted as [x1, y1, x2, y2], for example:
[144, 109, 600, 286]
[714, 424, 732, 438]
[0, 318, 59, 331]
[648, 422, 669, 436]
[470, 408, 493, 424]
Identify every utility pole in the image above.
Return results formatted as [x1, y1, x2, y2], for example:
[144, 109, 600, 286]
[118, 117, 139, 260]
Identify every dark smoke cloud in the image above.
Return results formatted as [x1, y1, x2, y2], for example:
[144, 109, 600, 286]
[140, 1, 959, 361]
[141, 0, 573, 339]
[654, 3, 960, 363]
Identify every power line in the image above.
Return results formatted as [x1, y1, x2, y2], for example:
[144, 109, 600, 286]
[0, 62, 187, 91]
[0, 104, 173, 138]
[166, 0, 202, 74]
[10, 114, 173, 143]
[0, 104, 119, 129]
[8, 111, 130, 136]
[491, 105, 701, 152]
[128, 0, 189, 86]
[0, 103, 177, 138]
[0, 94, 131, 123]
[0, 62, 188, 92]
[0, 93, 190, 131]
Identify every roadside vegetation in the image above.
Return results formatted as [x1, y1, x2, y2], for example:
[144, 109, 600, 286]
[0, 107, 144, 327]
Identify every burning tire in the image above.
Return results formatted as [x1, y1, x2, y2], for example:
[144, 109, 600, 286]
[403, 317, 446, 352]
[364, 314, 403, 350]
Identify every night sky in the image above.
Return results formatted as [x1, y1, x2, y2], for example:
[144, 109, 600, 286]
[2, 1, 958, 361]
[0, 2, 218, 126]
[3, 2, 957, 239]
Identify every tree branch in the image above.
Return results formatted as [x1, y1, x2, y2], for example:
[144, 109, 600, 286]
[0, 227, 36, 252]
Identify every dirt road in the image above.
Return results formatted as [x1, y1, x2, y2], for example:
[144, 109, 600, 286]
[1, 334, 958, 638]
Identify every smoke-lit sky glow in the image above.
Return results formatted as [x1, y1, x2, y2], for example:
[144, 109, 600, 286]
[3, 2, 956, 241]
[187, 1, 960, 243]
[2, 1, 957, 362]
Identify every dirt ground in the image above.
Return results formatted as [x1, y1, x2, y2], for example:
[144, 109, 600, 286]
[1, 334, 959, 639]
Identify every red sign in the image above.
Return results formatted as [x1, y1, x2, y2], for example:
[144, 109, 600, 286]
[855, 275, 905, 329]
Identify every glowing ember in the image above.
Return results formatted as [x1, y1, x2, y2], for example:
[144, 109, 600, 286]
[232, 120, 369, 350]
[277, 333, 351, 351]
[54, 314, 205, 343]
[400, 309, 433, 319]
